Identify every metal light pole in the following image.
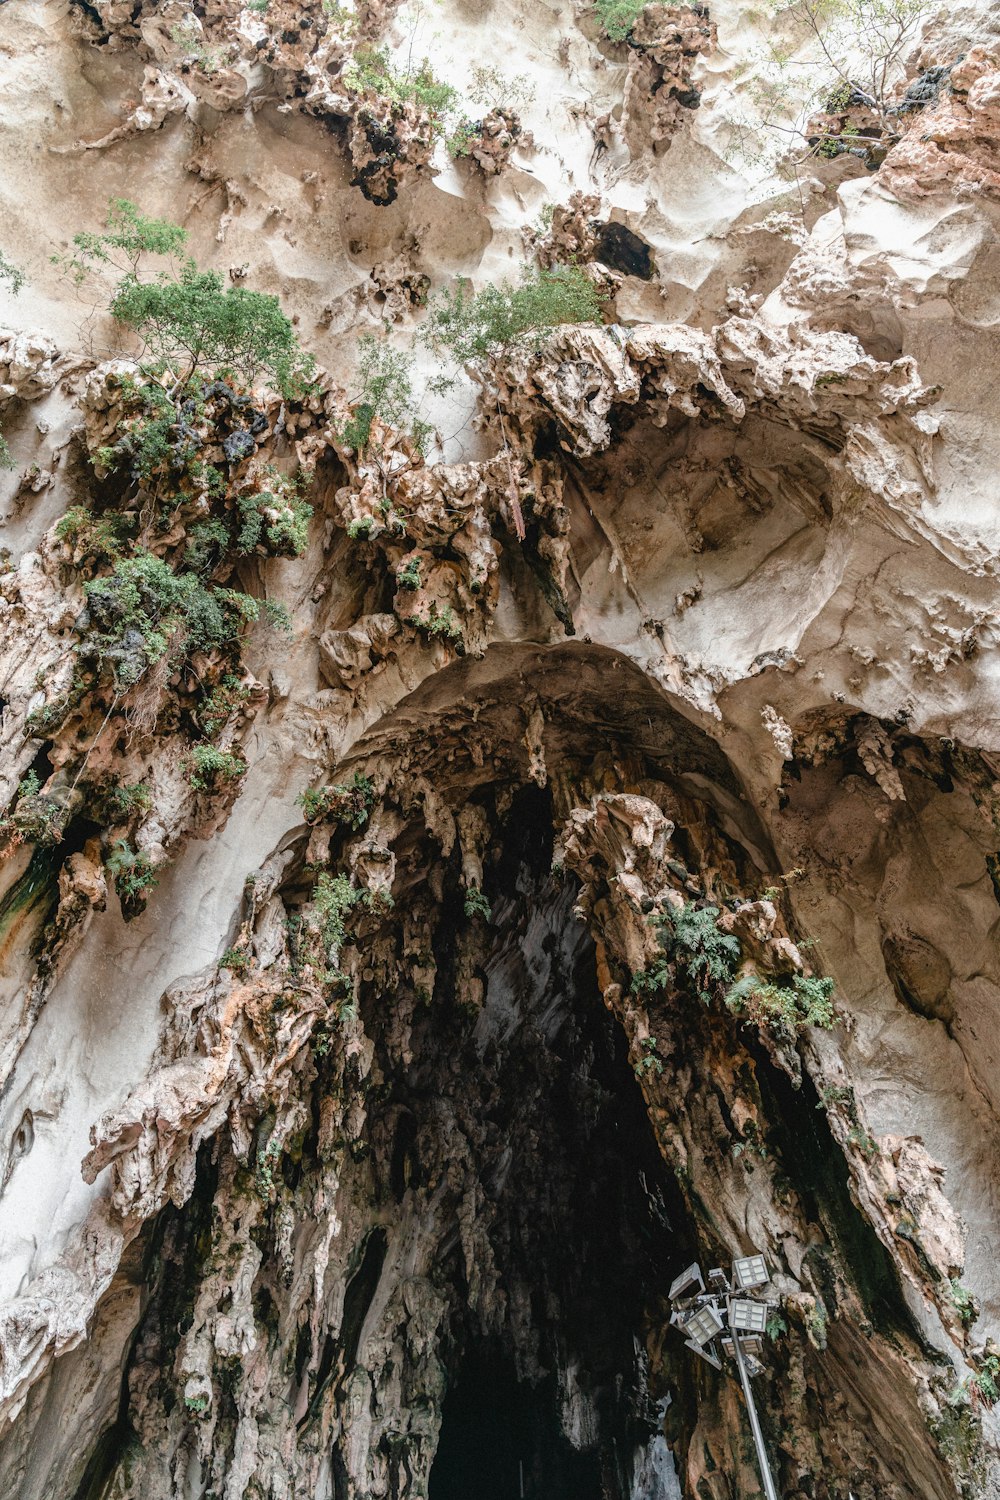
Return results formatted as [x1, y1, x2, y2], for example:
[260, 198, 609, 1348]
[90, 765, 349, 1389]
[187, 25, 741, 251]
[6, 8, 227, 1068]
[668, 1251, 781, 1500]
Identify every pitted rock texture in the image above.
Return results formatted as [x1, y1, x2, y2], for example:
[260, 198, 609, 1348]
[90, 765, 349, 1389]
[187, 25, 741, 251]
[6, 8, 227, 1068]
[3, 0, 1000, 1498]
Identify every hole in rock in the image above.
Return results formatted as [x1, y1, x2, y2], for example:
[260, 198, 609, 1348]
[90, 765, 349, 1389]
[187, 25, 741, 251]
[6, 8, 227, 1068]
[429, 1346, 602, 1500]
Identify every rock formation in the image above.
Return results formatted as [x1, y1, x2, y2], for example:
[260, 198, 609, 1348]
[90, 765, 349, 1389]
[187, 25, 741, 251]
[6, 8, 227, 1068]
[2, 0, 1000, 1496]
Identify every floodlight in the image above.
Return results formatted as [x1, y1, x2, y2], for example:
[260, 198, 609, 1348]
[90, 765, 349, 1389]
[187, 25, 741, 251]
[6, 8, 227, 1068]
[732, 1254, 770, 1291]
[708, 1267, 730, 1291]
[729, 1298, 769, 1334]
[669, 1262, 705, 1302]
[721, 1333, 763, 1356]
[684, 1303, 725, 1347]
[685, 1337, 722, 1371]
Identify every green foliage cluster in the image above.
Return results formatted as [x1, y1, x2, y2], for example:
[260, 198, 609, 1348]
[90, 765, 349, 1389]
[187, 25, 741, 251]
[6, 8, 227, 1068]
[198, 674, 254, 740]
[55, 505, 132, 566]
[68, 199, 314, 396]
[220, 945, 251, 977]
[106, 838, 158, 905]
[0, 771, 68, 848]
[724, 972, 836, 1034]
[595, 0, 648, 41]
[344, 47, 458, 133]
[0, 251, 25, 296]
[82, 552, 264, 689]
[632, 902, 741, 999]
[463, 886, 492, 922]
[313, 871, 362, 956]
[633, 1037, 664, 1077]
[949, 1279, 980, 1332]
[338, 336, 431, 457]
[235, 475, 311, 556]
[403, 600, 463, 645]
[298, 771, 375, 830]
[188, 743, 247, 792]
[396, 555, 422, 592]
[103, 780, 152, 822]
[424, 264, 605, 364]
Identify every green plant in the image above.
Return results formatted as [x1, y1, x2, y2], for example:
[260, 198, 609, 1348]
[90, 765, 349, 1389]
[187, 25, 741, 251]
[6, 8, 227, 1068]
[198, 675, 254, 739]
[338, 336, 428, 457]
[247, 0, 269, 11]
[738, 0, 932, 175]
[188, 743, 247, 792]
[396, 555, 422, 591]
[235, 479, 312, 556]
[595, 0, 648, 41]
[632, 903, 741, 999]
[0, 772, 69, 848]
[104, 780, 152, 822]
[949, 1280, 979, 1331]
[0, 436, 14, 471]
[403, 600, 463, 645]
[725, 972, 836, 1034]
[82, 552, 269, 688]
[111, 263, 313, 394]
[69, 200, 314, 396]
[424, 263, 605, 364]
[184, 1394, 210, 1416]
[634, 1037, 664, 1077]
[467, 65, 534, 111]
[464, 886, 492, 921]
[106, 839, 158, 904]
[220, 946, 251, 978]
[344, 47, 458, 133]
[298, 771, 375, 830]
[255, 1135, 283, 1198]
[313, 871, 361, 956]
[0, 252, 26, 295]
[766, 1311, 788, 1339]
[55, 505, 131, 564]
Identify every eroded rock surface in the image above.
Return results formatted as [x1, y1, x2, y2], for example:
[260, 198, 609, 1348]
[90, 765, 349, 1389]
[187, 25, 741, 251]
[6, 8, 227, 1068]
[2, 0, 1000, 1497]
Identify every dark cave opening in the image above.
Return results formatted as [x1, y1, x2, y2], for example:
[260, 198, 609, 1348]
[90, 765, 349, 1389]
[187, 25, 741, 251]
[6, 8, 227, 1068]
[428, 1345, 602, 1500]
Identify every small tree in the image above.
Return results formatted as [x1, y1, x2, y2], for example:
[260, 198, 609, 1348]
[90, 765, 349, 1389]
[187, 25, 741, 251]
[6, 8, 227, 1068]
[111, 263, 313, 393]
[66, 199, 314, 397]
[739, 0, 931, 174]
[338, 335, 431, 457]
[423, 264, 605, 365]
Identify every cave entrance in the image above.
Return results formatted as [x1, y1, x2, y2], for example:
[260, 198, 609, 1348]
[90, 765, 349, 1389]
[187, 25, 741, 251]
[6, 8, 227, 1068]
[428, 1346, 601, 1500]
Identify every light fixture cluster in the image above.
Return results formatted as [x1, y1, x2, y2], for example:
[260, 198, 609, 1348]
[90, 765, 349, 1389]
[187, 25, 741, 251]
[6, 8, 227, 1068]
[668, 1249, 781, 1500]
[668, 1253, 775, 1377]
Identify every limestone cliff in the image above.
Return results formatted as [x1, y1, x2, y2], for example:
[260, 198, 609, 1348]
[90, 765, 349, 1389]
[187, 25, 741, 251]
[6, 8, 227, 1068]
[2, 0, 1000, 1496]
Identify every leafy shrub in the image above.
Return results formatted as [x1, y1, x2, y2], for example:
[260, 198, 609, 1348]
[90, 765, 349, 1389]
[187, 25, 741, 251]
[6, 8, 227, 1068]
[0, 771, 69, 848]
[633, 1037, 663, 1076]
[632, 902, 741, 999]
[396, 555, 422, 591]
[724, 972, 836, 1033]
[111, 263, 314, 394]
[220, 945, 251, 977]
[424, 263, 605, 364]
[69, 200, 314, 396]
[313, 871, 361, 955]
[949, 1279, 979, 1331]
[198, 674, 254, 739]
[106, 839, 158, 904]
[235, 478, 312, 556]
[82, 552, 271, 688]
[188, 743, 247, 792]
[338, 336, 430, 457]
[298, 771, 375, 829]
[464, 886, 492, 921]
[104, 780, 152, 821]
[55, 506, 131, 564]
[345, 47, 458, 132]
[595, 0, 648, 41]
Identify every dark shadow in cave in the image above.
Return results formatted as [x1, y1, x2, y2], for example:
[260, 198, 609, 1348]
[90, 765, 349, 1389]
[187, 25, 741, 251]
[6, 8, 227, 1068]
[429, 1345, 602, 1500]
